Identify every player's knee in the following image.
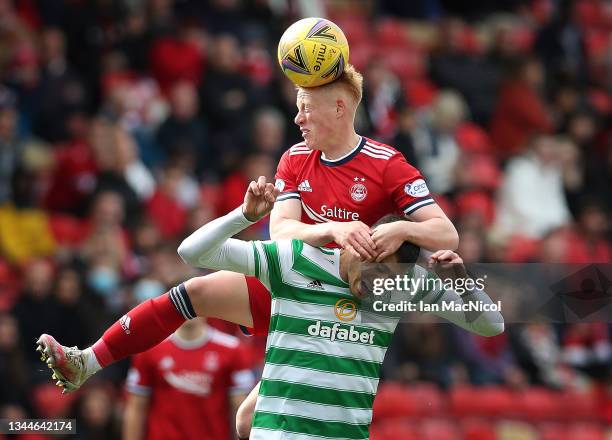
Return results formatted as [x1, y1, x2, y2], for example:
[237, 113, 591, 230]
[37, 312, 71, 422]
[235, 401, 253, 439]
[183, 277, 213, 317]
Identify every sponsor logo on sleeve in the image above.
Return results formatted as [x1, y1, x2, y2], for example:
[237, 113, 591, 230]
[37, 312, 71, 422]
[404, 179, 429, 197]
[275, 179, 285, 192]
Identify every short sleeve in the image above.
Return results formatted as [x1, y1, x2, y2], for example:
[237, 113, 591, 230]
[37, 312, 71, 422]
[275, 149, 300, 202]
[125, 352, 154, 396]
[384, 153, 436, 216]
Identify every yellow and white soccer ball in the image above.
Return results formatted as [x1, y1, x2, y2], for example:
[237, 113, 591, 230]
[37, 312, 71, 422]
[277, 17, 350, 88]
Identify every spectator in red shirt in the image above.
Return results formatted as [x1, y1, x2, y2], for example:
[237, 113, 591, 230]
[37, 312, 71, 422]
[123, 318, 254, 440]
[149, 21, 206, 94]
[490, 57, 553, 158]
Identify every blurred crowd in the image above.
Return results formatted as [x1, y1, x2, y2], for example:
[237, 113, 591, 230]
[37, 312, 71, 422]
[0, 0, 611, 438]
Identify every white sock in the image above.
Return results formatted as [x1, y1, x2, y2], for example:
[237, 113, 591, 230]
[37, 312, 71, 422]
[83, 347, 102, 375]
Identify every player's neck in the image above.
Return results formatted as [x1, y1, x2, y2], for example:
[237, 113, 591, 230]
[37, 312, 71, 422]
[176, 325, 208, 342]
[320, 131, 361, 160]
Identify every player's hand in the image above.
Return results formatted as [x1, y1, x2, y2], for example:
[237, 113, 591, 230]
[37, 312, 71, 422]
[428, 250, 463, 266]
[330, 221, 377, 260]
[243, 176, 281, 222]
[371, 222, 408, 262]
[428, 250, 466, 279]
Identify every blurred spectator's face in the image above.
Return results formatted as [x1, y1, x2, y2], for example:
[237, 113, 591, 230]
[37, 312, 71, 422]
[439, 19, 465, 52]
[81, 388, 113, 428]
[533, 136, 560, 166]
[457, 230, 485, 263]
[0, 314, 18, 351]
[244, 153, 274, 182]
[187, 204, 215, 233]
[40, 28, 66, 63]
[294, 88, 339, 151]
[432, 91, 466, 133]
[539, 230, 568, 263]
[365, 64, 389, 91]
[523, 60, 544, 88]
[254, 111, 284, 153]
[10, 44, 39, 86]
[568, 114, 596, 145]
[92, 192, 125, 226]
[0, 108, 16, 140]
[579, 206, 608, 236]
[55, 269, 82, 305]
[554, 87, 578, 114]
[134, 221, 162, 255]
[24, 259, 53, 299]
[160, 167, 183, 195]
[211, 35, 241, 72]
[125, 13, 147, 35]
[170, 81, 198, 119]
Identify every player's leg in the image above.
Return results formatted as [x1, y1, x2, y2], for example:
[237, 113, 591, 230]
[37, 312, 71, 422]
[184, 271, 253, 328]
[236, 381, 260, 440]
[37, 271, 252, 392]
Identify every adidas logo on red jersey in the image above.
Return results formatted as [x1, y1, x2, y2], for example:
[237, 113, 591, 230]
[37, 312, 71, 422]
[298, 180, 313, 192]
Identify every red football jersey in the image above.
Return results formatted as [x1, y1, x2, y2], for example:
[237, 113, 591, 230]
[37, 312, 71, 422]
[126, 329, 255, 440]
[275, 136, 435, 239]
[243, 136, 437, 336]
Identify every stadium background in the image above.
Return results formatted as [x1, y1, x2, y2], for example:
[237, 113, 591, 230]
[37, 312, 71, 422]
[0, 0, 610, 438]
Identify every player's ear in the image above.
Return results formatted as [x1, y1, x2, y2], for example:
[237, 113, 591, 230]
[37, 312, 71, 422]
[336, 97, 346, 118]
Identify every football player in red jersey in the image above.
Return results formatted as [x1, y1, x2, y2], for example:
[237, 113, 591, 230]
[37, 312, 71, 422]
[123, 318, 254, 440]
[36, 64, 457, 439]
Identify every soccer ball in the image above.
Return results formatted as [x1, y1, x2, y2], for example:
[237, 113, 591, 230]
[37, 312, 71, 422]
[277, 17, 349, 88]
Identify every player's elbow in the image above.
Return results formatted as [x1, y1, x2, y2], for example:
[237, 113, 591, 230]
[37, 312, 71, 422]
[235, 402, 253, 439]
[478, 319, 505, 337]
[177, 240, 199, 266]
[444, 221, 460, 250]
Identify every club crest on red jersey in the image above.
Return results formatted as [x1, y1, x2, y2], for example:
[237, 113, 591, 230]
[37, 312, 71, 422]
[350, 177, 367, 202]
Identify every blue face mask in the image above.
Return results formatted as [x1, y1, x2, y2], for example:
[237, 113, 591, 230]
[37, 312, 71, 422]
[133, 279, 166, 302]
[88, 267, 119, 296]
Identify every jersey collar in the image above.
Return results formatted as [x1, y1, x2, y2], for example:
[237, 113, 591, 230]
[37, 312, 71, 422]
[319, 136, 365, 167]
[170, 328, 212, 350]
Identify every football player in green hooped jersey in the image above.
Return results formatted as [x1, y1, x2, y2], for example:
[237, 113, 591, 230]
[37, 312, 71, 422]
[37, 176, 503, 440]
[176, 176, 504, 440]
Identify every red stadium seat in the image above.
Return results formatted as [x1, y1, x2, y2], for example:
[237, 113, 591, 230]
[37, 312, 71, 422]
[404, 382, 445, 417]
[372, 382, 418, 420]
[383, 48, 426, 81]
[420, 418, 461, 440]
[461, 418, 497, 440]
[376, 18, 412, 49]
[371, 420, 420, 440]
[32, 383, 77, 418]
[560, 390, 599, 421]
[450, 386, 520, 418]
[504, 235, 541, 263]
[449, 386, 481, 418]
[567, 423, 606, 440]
[539, 422, 568, 440]
[405, 78, 439, 108]
[333, 16, 369, 47]
[456, 123, 493, 154]
[520, 388, 563, 421]
[49, 214, 84, 246]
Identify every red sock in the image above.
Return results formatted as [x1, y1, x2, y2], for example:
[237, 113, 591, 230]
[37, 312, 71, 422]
[92, 286, 193, 367]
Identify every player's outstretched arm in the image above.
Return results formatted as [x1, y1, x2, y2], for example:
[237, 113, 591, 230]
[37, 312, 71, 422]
[417, 250, 504, 337]
[373, 204, 459, 262]
[178, 176, 280, 272]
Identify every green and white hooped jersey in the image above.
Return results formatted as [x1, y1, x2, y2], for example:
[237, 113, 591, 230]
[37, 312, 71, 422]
[249, 239, 400, 440]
